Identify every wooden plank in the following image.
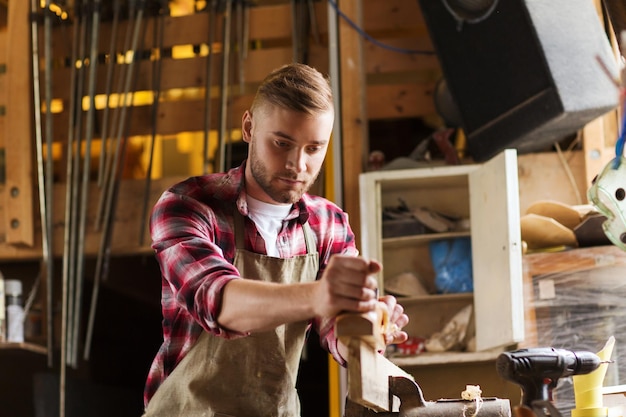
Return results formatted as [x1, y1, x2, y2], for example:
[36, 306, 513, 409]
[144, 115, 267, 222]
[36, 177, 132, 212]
[4, 0, 34, 246]
[0, 13, 6, 147]
[51, 95, 253, 142]
[582, 113, 619, 193]
[335, 310, 387, 352]
[523, 245, 626, 277]
[364, 37, 438, 74]
[49, 3, 330, 55]
[0, 10, 7, 242]
[517, 151, 588, 215]
[345, 340, 411, 412]
[0, 177, 182, 260]
[470, 149, 524, 351]
[362, 0, 427, 34]
[247, 2, 328, 41]
[51, 1, 427, 55]
[582, 0, 620, 195]
[50, 45, 329, 99]
[338, 0, 367, 245]
[367, 82, 436, 120]
[335, 310, 413, 412]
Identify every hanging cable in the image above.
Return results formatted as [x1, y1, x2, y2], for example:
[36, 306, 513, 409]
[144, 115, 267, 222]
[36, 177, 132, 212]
[327, 0, 435, 55]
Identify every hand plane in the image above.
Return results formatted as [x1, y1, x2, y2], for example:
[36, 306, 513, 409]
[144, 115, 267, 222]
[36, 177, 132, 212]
[335, 310, 511, 417]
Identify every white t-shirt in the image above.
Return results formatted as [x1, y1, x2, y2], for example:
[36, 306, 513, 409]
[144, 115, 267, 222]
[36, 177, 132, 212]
[246, 195, 292, 257]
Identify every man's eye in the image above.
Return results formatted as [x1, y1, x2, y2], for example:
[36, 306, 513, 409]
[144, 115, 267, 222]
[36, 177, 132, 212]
[275, 141, 290, 148]
[307, 146, 322, 153]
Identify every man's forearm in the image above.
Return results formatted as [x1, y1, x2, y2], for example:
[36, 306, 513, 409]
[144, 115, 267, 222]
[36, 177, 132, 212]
[217, 278, 319, 333]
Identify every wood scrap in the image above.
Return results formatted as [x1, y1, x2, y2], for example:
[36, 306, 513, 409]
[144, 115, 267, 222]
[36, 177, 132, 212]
[425, 304, 473, 352]
[526, 200, 583, 230]
[520, 213, 578, 250]
[335, 309, 413, 412]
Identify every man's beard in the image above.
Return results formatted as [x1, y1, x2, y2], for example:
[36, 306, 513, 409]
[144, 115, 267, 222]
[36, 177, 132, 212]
[248, 145, 319, 204]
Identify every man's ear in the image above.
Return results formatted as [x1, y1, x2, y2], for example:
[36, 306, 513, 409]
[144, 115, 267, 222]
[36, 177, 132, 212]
[241, 110, 253, 143]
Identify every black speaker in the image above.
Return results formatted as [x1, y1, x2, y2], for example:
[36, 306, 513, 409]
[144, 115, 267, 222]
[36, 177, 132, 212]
[418, 0, 620, 161]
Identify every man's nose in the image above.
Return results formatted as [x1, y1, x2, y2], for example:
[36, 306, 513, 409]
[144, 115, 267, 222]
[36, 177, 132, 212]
[286, 149, 306, 172]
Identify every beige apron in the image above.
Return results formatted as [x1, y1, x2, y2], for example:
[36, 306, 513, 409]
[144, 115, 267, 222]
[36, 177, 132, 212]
[144, 211, 319, 417]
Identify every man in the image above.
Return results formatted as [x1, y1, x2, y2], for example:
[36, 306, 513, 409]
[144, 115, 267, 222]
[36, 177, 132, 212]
[143, 63, 409, 416]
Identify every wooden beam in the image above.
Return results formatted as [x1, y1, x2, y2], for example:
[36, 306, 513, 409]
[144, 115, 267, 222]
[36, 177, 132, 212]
[50, 45, 330, 99]
[4, 0, 35, 246]
[335, 311, 413, 412]
[582, 113, 619, 193]
[367, 82, 436, 120]
[338, 0, 367, 247]
[0, 177, 180, 261]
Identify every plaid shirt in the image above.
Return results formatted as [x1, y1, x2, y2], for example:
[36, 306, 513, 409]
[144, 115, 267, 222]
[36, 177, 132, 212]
[144, 162, 358, 406]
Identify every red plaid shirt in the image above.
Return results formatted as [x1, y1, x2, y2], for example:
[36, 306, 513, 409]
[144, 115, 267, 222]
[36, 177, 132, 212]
[144, 162, 358, 406]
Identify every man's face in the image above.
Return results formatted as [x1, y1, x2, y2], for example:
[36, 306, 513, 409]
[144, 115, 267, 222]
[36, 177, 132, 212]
[241, 104, 334, 205]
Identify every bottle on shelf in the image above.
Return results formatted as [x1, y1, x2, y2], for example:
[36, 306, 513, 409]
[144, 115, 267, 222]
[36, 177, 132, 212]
[5, 279, 24, 343]
[0, 273, 5, 342]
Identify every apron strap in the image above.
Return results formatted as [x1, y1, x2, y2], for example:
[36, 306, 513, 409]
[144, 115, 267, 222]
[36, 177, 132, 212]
[233, 209, 316, 255]
[302, 222, 316, 254]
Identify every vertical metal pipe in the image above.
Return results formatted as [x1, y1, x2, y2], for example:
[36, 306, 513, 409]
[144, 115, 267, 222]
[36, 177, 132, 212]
[95, 0, 136, 230]
[66, 0, 89, 368]
[291, 0, 298, 62]
[139, 0, 167, 246]
[29, 1, 44, 262]
[97, 0, 121, 187]
[85, 0, 146, 360]
[202, 0, 217, 174]
[73, 0, 101, 367]
[328, 0, 343, 209]
[217, 0, 232, 173]
[60, 1, 83, 414]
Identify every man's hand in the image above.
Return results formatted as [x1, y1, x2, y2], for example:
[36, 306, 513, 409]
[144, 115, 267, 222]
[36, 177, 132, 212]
[377, 295, 409, 346]
[311, 255, 380, 318]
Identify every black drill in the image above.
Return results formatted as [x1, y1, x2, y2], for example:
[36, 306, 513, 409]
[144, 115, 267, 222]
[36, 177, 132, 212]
[496, 347, 602, 409]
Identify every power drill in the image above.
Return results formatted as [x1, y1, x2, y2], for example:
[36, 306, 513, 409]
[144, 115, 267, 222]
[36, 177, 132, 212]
[496, 348, 601, 413]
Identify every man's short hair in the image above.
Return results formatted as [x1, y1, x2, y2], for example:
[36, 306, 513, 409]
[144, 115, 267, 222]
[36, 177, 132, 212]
[250, 63, 333, 115]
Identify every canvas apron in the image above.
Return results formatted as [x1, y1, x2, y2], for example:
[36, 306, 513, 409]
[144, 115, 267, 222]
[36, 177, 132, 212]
[144, 212, 319, 417]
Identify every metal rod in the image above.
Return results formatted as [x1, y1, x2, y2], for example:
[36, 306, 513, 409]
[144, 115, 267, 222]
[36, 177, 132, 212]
[85, 0, 146, 360]
[95, 0, 136, 230]
[31, 0, 53, 367]
[61, 4, 80, 369]
[60, 1, 82, 413]
[30, 0, 52, 374]
[307, 0, 320, 45]
[291, 0, 298, 62]
[97, 0, 121, 187]
[203, 0, 217, 174]
[73, 0, 101, 368]
[139, 0, 167, 246]
[43, 2, 55, 278]
[44, 0, 56, 371]
[217, 0, 232, 173]
[236, 0, 244, 93]
[64, 0, 90, 369]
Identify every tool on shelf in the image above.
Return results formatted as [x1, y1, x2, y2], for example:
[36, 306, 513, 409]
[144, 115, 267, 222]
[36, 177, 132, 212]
[496, 347, 604, 417]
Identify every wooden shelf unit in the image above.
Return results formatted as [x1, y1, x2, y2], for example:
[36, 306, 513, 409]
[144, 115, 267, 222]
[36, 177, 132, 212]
[359, 150, 525, 365]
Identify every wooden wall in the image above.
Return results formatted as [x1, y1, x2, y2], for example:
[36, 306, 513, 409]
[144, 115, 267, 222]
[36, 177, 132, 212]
[0, 0, 441, 260]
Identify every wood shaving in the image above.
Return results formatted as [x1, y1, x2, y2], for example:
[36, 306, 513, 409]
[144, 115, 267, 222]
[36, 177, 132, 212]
[461, 385, 483, 417]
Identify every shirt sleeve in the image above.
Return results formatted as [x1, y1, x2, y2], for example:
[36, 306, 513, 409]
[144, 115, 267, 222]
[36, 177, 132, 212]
[150, 189, 247, 339]
[313, 207, 359, 366]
